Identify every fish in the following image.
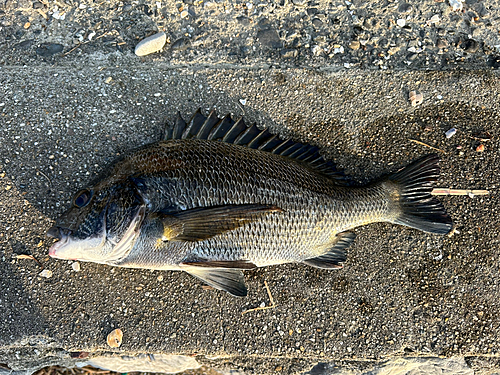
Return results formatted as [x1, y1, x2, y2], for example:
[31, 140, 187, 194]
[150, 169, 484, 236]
[47, 110, 453, 297]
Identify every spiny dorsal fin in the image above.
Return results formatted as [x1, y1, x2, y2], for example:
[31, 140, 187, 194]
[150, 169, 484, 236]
[164, 110, 347, 183]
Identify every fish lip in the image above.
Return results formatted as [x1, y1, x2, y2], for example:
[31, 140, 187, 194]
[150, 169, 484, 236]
[47, 227, 72, 258]
[48, 234, 69, 258]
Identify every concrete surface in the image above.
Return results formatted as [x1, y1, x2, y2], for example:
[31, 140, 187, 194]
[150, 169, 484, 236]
[1, 0, 500, 374]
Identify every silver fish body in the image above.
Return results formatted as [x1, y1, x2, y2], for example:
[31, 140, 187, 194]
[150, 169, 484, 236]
[48, 111, 453, 296]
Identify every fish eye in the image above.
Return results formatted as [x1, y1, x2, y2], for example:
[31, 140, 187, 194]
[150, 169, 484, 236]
[73, 189, 92, 208]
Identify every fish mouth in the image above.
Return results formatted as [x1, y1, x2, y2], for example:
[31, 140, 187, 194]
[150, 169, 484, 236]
[47, 227, 72, 258]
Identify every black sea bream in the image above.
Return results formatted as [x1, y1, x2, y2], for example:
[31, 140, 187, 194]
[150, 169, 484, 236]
[47, 110, 453, 296]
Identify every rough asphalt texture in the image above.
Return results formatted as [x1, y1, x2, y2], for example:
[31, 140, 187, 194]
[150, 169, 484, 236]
[1, 0, 500, 374]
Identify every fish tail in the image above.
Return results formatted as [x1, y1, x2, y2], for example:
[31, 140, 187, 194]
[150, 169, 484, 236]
[387, 154, 453, 235]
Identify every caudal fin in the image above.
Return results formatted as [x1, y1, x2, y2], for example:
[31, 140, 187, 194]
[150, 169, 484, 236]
[388, 154, 453, 235]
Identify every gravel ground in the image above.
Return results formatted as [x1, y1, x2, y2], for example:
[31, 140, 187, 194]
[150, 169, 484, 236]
[1, 0, 500, 374]
[2, 0, 500, 69]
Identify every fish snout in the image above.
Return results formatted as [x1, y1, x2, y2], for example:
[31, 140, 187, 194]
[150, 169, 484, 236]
[47, 227, 71, 258]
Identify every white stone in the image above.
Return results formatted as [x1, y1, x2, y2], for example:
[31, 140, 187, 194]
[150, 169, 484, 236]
[39, 269, 53, 278]
[135, 32, 167, 57]
[449, 0, 464, 11]
[429, 14, 440, 24]
[445, 128, 457, 138]
[397, 19, 406, 27]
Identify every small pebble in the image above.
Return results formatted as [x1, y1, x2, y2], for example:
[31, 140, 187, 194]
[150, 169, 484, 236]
[398, 2, 412, 13]
[348, 40, 360, 50]
[449, 0, 464, 11]
[107, 329, 123, 348]
[476, 144, 485, 152]
[5, 185, 11, 191]
[436, 39, 448, 49]
[105, 77, 113, 84]
[397, 19, 406, 27]
[171, 38, 190, 51]
[72, 262, 81, 272]
[462, 39, 479, 53]
[445, 128, 457, 138]
[281, 49, 298, 58]
[428, 14, 440, 24]
[36, 43, 64, 57]
[24, 22, 30, 29]
[135, 32, 167, 56]
[409, 90, 423, 107]
[333, 45, 344, 54]
[437, 95, 443, 100]
[180, 10, 188, 18]
[239, 99, 247, 105]
[312, 45, 323, 56]
[157, 274, 164, 282]
[39, 269, 53, 278]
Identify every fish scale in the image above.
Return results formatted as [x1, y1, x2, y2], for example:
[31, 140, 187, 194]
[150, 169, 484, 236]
[48, 111, 452, 297]
[122, 140, 389, 266]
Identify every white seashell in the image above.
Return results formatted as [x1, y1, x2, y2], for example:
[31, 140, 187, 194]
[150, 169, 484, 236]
[107, 329, 123, 348]
[409, 90, 423, 107]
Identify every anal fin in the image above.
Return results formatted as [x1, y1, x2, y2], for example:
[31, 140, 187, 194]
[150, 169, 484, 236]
[303, 231, 355, 269]
[183, 266, 248, 297]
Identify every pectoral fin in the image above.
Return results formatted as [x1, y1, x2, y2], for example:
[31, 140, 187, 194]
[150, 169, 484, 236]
[183, 266, 248, 297]
[303, 231, 355, 269]
[161, 204, 282, 242]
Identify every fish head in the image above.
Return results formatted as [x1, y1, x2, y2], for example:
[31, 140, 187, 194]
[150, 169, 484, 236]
[47, 181, 146, 263]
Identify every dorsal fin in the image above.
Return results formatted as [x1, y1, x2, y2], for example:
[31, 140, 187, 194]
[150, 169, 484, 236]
[164, 110, 347, 183]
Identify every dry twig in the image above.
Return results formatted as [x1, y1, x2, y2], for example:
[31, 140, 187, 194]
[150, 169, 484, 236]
[242, 281, 276, 315]
[409, 139, 446, 153]
[15, 254, 43, 267]
[36, 169, 52, 187]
